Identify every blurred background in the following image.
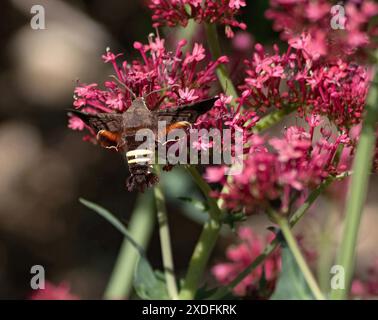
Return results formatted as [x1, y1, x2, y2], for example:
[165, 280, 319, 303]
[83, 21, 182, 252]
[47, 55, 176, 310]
[0, 0, 377, 299]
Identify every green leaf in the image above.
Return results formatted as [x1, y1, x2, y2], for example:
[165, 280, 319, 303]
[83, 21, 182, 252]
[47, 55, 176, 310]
[177, 196, 209, 212]
[79, 198, 145, 256]
[133, 256, 169, 300]
[80, 198, 168, 300]
[163, 169, 208, 225]
[270, 246, 314, 300]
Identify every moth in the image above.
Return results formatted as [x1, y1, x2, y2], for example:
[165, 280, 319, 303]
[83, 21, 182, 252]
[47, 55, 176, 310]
[69, 96, 216, 192]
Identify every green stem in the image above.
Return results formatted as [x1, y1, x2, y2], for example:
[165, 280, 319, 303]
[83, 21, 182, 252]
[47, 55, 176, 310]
[254, 104, 298, 133]
[207, 172, 350, 299]
[274, 213, 325, 300]
[179, 219, 221, 300]
[185, 165, 222, 220]
[288, 173, 350, 227]
[178, 22, 238, 300]
[204, 23, 238, 101]
[179, 166, 222, 300]
[330, 79, 378, 300]
[103, 192, 155, 299]
[176, 19, 198, 48]
[176, 22, 240, 298]
[154, 167, 179, 300]
[317, 205, 338, 293]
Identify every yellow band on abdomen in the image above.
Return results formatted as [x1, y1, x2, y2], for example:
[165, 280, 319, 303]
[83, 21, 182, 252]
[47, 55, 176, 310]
[126, 149, 153, 164]
[126, 149, 153, 157]
[128, 157, 151, 164]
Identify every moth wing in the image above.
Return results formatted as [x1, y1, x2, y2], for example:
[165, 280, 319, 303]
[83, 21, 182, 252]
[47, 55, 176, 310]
[68, 109, 123, 149]
[68, 109, 123, 132]
[154, 97, 217, 148]
[156, 97, 216, 125]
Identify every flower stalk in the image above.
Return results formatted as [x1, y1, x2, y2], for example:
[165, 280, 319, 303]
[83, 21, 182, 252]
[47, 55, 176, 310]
[330, 74, 378, 300]
[103, 192, 155, 299]
[179, 165, 222, 300]
[253, 104, 298, 133]
[272, 212, 325, 300]
[178, 22, 237, 299]
[154, 166, 179, 300]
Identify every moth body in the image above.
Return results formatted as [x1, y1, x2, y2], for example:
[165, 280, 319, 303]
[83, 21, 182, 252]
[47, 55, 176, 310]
[68, 96, 216, 192]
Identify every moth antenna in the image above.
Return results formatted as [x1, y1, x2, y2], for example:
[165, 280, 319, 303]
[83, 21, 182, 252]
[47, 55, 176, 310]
[143, 84, 180, 99]
[109, 75, 137, 99]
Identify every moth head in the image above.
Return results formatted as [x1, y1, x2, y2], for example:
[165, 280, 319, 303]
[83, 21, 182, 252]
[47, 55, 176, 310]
[130, 97, 148, 109]
[123, 97, 155, 133]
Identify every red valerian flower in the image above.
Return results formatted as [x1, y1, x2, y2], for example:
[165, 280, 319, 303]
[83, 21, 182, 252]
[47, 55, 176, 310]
[212, 227, 281, 298]
[148, 0, 247, 38]
[239, 39, 370, 129]
[29, 282, 79, 300]
[68, 34, 228, 141]
[232, 31, 254, 52]
[178, 87, 199, 103]
[266, 0, 378, 61]
[206, 118, 351, 214]
[68, 116, 85, 131]
[195, 93, 259, 156]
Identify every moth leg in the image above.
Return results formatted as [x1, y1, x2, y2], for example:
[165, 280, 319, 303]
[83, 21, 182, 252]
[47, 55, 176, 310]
[97, 130, 121, 150]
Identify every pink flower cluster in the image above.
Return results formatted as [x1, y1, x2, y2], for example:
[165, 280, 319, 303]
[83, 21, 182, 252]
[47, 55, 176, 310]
[29, 282, 79, 300]
[148, 0, 247, 38]
[239, 39, 370, 129]
[206, 118, 350, 214]
[69, 35, 228, 138]
[212, 227, 281, 298]
[194, 93, 259, 153]
[266, 0, 378, 60]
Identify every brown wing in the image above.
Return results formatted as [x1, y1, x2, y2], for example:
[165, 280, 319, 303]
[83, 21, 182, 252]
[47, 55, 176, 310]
[68, 109, 123, 132]
[156, 97, 217, 124]
[68, 109, 123, 149]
